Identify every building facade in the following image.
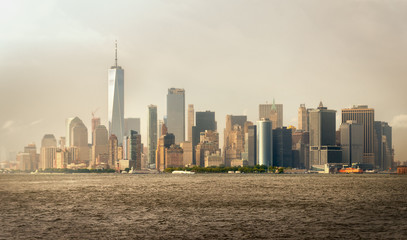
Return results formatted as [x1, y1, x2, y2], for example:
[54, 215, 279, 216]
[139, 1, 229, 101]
[148, 105, 158, 168]
[257, 119, 273, 167]
[167, 88, 185, 144]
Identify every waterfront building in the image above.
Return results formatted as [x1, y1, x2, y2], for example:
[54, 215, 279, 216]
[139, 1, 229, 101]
[180, 141, 193, 166]
[342, 105, 375, 165]
[224, 115, 247, 166]
[248, 125, 257, 166]
[40, 134, 57, 170]
[256, 119, 273, 167]
[165, 145, 184, 168]
[91, 116, 101, 145]
[108, 134, 118, 169]
[108, 42, 124, 144]
[309, 102, 342, 170]
[273, 127, 292, 167]
[188, 104, 194, 142]
[298, 104, 309, 131]
[167, 88, 185, 144]
[66, 117, 83, 147]
[340, 121, 364, 165]
[128, 130, 142, 170]
[259, 99, 283, 128]
[148, 105, 158, 168]
[92, 125, 109, 167]
[292, 131, 309, 169]
[195, 130, 220, 167]
[192, 111, 217, 164]
[374, 121, 394, 170]
[71, 119, 90, 165]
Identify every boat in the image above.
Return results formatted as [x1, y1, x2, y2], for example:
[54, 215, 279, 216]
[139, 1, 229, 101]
[172, 170, 195, 174]
[338, 167, 363, 174]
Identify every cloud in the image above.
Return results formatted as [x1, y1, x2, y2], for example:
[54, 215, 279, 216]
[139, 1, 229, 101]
[29, 119, 43, 126]
[2, 120, 14, 129]
[391, 114, 407, 129]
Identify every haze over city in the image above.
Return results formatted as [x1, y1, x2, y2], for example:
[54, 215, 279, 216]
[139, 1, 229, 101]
[1, 0, 407, 162]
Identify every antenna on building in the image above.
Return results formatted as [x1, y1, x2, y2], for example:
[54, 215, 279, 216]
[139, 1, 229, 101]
[115, 40, 118, 67]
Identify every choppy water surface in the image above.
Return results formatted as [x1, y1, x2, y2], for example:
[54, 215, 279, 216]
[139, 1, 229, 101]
[1, 174, 406, 239]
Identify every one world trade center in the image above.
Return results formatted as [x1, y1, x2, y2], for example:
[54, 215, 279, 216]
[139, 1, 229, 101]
[108, 41, 124, 144]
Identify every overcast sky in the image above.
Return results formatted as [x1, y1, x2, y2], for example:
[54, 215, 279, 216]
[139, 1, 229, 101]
[1, 0, 407, 162]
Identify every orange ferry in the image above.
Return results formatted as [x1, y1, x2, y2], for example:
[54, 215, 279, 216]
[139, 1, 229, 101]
[338, 167, 363, 174]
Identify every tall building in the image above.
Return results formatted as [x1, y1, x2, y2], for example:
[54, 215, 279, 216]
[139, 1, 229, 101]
[259, 99, 283, 128]
[292, 131, 309, 169]
[180, 141, 193, 166]
[257, 119, 273, 167]
[91, 116, 101, 144]
[71, 119, 89, 164]
[148, 105, 158, 168]
[128, 130, 142, 170]
[342, 105, 375, 165]
[298, 104, 309, 131]
[374, 121, 394, 170]
[108, 42, 124, 145]
[108, 134, 118, 170]
[156, 128, 175, 172]
[92, 125, 109, 167]
[66, 117, 83, 147]
[340, 121, 364, 165]
[195, 130, 220, 167]
[248, 125, 257, 166]
[40, 134, 57, 170]
[124, 118, 141, 136]
[309, 102, 342, 169]
[224, 115, 247, 165]
[273, 127, 292, 167]
[188, 104, 194, 142]
[192, 111, 217, 164]
[167, 88, 185, 144]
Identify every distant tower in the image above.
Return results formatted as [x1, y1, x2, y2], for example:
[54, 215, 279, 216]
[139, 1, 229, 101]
[188, 104, 194, 142]
[259, 99, 283, 128]
[341, 105, 375, 166]
[108, 41, 124, 144]
[298, 104, 309, 131]
[309, 102, 342, 169]
[92, 125, 109, 167]
[340, 121, 364, 165]
[148, 105, 158, 168]
[40, 135, 57, 170]
[257, 118, 273, 167]
[167, 88, 185, 144]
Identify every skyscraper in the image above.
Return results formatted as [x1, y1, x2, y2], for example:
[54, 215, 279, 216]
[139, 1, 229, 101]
[309, 102, 342, 169]
[108, 134, 118, 170]
[257, 119, 273, 167]
[342, 105, 375, 165]
[71, 119, 89, 164]
[298, 104, 309, 131]
[340, 121, 364, 165]
[248, 125, 257, 166]
[108, 42, 124, 144]
[188, 104, 194, 142]
[167, 88, 185, 144]
[259, 99, 283, 128]
[40, 134, 57, 170]
[92, 125, 109, 167]
[192, 111, 217, 164]
[148, 105, 158, 168]
[374, 121, 394, 170]
[273, 127, 292, 167]
[128, 130, 142, 170]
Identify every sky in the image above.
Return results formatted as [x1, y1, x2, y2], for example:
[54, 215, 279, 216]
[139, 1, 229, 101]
[1, 0, 407, 162]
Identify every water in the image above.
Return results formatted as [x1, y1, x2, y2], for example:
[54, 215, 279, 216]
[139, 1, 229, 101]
[1, 174, 406, 239]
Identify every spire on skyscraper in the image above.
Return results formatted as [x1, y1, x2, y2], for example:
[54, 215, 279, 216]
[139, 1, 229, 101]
[115, 40, 118, 68]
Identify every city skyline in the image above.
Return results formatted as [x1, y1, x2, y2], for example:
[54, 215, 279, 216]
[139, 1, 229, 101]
[1, 1, 407, 163]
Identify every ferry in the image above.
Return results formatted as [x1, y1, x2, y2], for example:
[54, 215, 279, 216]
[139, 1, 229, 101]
[338, 167, 363, 174]
[172, 170, 195, 174]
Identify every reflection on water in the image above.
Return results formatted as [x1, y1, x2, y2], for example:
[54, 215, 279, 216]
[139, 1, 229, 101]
[1, 174, 406, 239]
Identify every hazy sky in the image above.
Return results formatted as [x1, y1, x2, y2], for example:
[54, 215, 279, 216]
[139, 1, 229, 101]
[1, 0, 407, 162]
